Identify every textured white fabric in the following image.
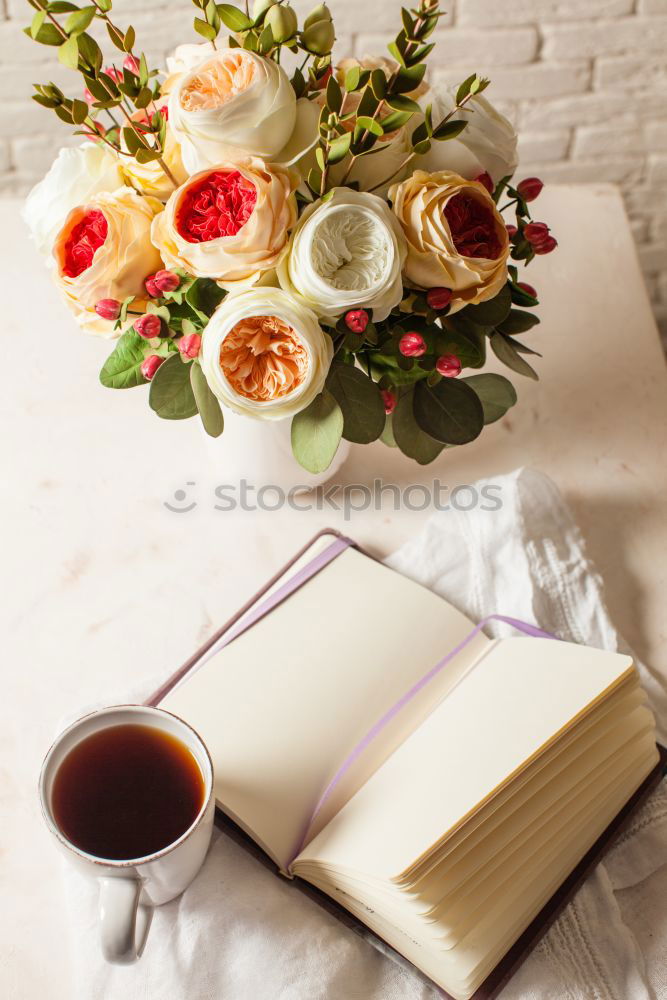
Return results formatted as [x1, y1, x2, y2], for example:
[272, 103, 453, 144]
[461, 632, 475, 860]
[65, 467, 667, 999]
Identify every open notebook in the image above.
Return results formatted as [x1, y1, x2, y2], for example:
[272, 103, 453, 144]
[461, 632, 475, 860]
[151, 530, 662, 1000]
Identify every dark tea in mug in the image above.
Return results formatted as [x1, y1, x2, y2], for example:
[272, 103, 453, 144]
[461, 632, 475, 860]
[51, 723, 205, 860]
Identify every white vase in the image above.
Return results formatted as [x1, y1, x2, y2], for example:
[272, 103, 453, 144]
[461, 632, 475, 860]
[199, 407, 351, 492]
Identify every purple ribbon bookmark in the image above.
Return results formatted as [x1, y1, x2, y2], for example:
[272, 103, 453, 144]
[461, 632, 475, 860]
[286, 614, 558, 872]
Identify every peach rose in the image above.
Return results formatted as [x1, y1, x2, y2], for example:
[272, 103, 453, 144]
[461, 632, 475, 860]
[52, 187, 163, 336]
[389, 170, 510, 313]
[150, 159, 298, 289]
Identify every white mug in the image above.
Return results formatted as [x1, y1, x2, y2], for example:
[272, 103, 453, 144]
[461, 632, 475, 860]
[39, 705, 215, 964]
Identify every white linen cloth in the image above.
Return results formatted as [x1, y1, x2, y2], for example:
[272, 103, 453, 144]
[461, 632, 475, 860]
[64, 467, 667, 1000]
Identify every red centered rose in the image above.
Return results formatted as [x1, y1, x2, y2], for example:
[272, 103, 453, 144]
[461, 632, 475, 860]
[176, 170, 257, 244]
[443, 193, 502, 261]
[62, 209, 108, 278]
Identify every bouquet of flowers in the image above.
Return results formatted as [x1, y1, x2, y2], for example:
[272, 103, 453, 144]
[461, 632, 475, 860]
[23, 0, 556, 471]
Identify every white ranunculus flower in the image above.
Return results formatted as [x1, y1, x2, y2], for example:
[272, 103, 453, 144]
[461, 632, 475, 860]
[277, 188, 407, 322]
[22, 142, 125, 260]
[168, 48, 318, 174]
[417, 86, 518, 184]
[201, 287, 333, 420]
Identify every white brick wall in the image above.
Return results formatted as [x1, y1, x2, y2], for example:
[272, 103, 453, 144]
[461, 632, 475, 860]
[2, 0, 666, 338]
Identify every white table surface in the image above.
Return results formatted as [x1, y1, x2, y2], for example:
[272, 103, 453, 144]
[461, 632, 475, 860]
[2, 184, 667, 999]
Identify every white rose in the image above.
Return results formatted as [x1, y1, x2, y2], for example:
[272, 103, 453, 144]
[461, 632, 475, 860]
[168, 48, 318, 174]
[165, 41, 216, 77]
[277, 188, 407, 322]
[201, 287, 333, 420]
[22, 142, 125, 260]
[417, 86, 518, 184]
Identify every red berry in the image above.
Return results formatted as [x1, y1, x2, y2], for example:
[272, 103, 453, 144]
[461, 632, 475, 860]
[381, 389, 396, 415]
[94, 298, 121, 321]
[178, 333, 202, 359]
[517, 177, 543, 202]
[534, 236, 558, 255]
[344, 309, 369, 334]
[436, 353, 462, 378]
[474, 171, 494, 194]
[123, 54, 140, 75]
[140, 355, 164, 381]
[517, 281, 537, 299]
[134, 313, 162, 339]
[145, 274, 161, 298]
[399, 332, 426, 358]
[426, 287, 453, 311]
[524, 222, 550, 247]
[506, 224, 518, 239]
[154, 269, 180, 293]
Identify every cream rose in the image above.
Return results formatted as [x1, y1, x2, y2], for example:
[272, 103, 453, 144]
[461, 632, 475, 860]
[52, 187, 163, 337]
[201, 287, 333, 420]
[168, 48, 318, 174]
[277, 188, 406, 322]
[151, 159, 297, 289]
[23, 142, 125, 259]
[417, 86, 518, 184]
[389, 170, 510, 313]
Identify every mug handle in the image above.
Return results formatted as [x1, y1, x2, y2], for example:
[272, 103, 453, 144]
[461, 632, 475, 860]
[98, 877, 153, 964]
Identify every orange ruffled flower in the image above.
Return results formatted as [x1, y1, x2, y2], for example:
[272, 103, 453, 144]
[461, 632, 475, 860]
[219, 315, 308, 402]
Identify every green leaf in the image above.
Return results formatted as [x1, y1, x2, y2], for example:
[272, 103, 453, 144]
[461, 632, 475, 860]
[496, 309, 541, 335]
[326, 364, 385, 444]
[462, 373, 517, 424]
[325, 74, 343, 114]
[381, 110, 413, 132]
[386, 93, 421, 113]
[327, 131, 351, 164]
[58, 36, 79, 69]
[432, 119, 468, 141]
[64, 7, 95, 36]
[30, 10, 46, 39]
[191, 363, 224, 438]
[217, 3, 253, 31]
[106, 20, 126, 50]
[149, 353, 198, 419]
[194, 17, 217, 40]
[490, 333, 539, 380]
[77, 32, 102, 71]
[356, 115, 383, 137]
[394, 63, 426, 94]
[25, 23, 62, 45]
[413, 378, 484, 444]
[455, 73, 477, 106]
[99, 329, 148, 389]
[463, 285, 512, 327]
[380, 413, 397, 448]
[291, 389, 343, 474]
[393, 388, 444, 464]
[71, 98, 89, 124]
[344, 66, 361, 92]
[439, 315, 486, 368]
[370, 68, 387, 100]
[185, 278, 225, 322]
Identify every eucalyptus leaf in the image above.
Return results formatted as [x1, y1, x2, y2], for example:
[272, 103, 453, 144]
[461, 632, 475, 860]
[58, 36, 79, 70]
[149, 353, 198, 419]
[27, 23, 64, 45]
[380, 413, 397, 448]
[326, 364, 385, 444]
[291, 390, 343, 473]
[217, 3, 253, 31]
[490, 333, 539, 380]
[184, 278, 225, 322]
[393, 389, 444, 465]
[65, 7, 95, 36]
[190, 363, 224, 438]
[462, 373, 517, 424]
[432, 119, 467, 141]
[99, 329, 148, 389]
[463, 285, 512, 327]
[497, 309, 541, 335]
[413, 378, 484, 444]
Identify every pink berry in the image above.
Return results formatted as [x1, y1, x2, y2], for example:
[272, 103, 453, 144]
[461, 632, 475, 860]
[344, 309, 369, 334]
[123, 54, 140, 75]
[524, 222, 550, 247]
[474, 171, 494, 194]
[534, 236, 558, 255]
[426, 287, 453, 311]
[436, 353, 462, 378]
[154, 269, 180, 293]
[381, 389, 396, 415]
[517, 177, 543, 202]
[94, 298, 121, 321]
[145, 274, 161, 298]
[140, 355, 164, 381]
[399, 332, 427, 358]
[517, 281, 537, 299]
[134, 313, 162, 339]
[178, 333, 202, 359]
[506, 224, 518, 239]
